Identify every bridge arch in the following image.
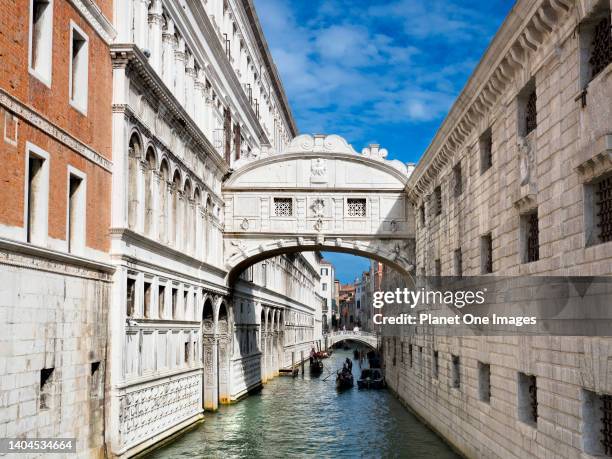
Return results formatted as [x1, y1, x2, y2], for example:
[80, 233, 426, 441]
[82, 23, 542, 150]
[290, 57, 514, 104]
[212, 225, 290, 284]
[222, 134, 416, 285]
[325, 331, 378, 350]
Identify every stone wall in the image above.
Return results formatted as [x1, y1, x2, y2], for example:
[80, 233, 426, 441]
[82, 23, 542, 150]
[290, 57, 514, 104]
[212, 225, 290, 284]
[385, 0, 612, 457]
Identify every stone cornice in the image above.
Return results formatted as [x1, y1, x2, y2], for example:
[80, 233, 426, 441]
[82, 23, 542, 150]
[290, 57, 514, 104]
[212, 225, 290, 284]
[110, 44, 230, 177]
[0, 237, 114, 281]
[407, 0, 575, 200]
[238, 0, 298, 137]
[68, 0, 116, 44]
[0, 87, 112, 172]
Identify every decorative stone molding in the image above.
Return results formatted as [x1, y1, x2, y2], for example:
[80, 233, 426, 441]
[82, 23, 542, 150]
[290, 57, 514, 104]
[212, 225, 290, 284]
[574, 134, 612, 182]
[67, 0, 116, 44]
[0, 88, 112, 172]
[408, 0, 576, 198]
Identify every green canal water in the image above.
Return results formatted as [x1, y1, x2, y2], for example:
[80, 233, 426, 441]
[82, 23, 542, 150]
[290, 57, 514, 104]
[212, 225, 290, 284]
[147, 349, 459, 458]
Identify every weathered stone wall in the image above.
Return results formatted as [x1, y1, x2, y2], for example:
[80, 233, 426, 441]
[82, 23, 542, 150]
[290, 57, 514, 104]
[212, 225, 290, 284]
[385, 0, 612, 458]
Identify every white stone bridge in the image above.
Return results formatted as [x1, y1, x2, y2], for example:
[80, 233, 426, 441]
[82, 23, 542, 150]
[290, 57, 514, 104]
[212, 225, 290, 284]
[222, 134, 416, 284]
[324, 331, 379, 349]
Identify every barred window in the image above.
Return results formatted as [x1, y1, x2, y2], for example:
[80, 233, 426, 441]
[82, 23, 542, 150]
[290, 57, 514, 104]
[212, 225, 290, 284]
[480, 128, 492, 174]
[453, 162, 462, 197]
[481, 233, 493, 274]
[525, 90, 537, 135]
[523, 211, 539, 263]
[434, 186, 442, 215]
[582, 389, 612, 456]
[518, 372, 538, 426]
[589, 14, 612, 80]
[347, 198, 366, 217]
[274, 198, 293, 216]
[596, 175, 612, 243]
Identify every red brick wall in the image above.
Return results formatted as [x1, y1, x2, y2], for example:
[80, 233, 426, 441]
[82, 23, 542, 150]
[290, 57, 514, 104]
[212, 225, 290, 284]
[0, 0, 112, 253]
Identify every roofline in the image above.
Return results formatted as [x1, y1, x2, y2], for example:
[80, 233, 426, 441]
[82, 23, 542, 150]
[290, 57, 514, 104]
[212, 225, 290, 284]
[240, 0, 299, 138]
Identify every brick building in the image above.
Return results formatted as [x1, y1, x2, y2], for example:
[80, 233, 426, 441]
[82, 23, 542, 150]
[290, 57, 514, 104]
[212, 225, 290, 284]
[0, 0, 115, 456]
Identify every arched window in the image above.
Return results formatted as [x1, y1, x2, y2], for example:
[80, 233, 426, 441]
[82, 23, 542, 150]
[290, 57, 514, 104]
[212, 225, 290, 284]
[127, 133, 142, 230]
[159, 159, 170, 242]
[144, 147, 156, 236]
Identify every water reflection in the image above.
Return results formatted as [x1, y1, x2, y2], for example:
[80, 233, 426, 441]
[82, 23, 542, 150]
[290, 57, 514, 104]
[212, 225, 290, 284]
[148, 349, 459, 458]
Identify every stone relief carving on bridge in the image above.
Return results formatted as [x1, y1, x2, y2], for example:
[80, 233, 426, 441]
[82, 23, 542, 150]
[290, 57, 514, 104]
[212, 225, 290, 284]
[232, 134, 409, 175]
[310, 198, 325, 218]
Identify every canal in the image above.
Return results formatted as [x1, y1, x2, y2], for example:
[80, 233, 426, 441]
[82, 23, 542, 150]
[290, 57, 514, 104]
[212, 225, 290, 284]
[148, 348, 459, 458]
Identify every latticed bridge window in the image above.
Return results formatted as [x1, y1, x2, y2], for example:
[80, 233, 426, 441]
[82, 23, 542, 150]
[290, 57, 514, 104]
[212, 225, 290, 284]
[347, 198, 366, 217]
[273, 198, 293, 217]
[596, 175, 612, 243]
[590, 14, 612, 80]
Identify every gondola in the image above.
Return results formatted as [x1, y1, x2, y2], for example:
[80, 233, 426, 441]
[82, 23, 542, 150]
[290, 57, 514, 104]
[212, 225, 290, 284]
[336, 368, 354, 390]
[357, 368, 386, 389]
[309, 356, 324, 374]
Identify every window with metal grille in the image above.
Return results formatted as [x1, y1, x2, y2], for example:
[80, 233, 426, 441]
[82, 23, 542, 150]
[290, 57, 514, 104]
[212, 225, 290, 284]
[347, 198, 366, 217]
[274, 198, 293, 216]
[596, 176, 612, 243]
[525, 90, 537, 135]
[420, 205, 425, 225]
[518, 372, 538, 426]
[480, 128, 493, 174]
[453, 162, 462, 196]
[481, 233, 493, 274]
[522, 211, 540, 263]
[451, 355, 460, 389]
[478, 362, 491, 403]
[434, 186, 442, 215]
[454, 248, 463, 277]
[589, 14, 612, 80]
[434, 258, 441, 276]
[582, 389, 612, 456]
[433, 350, 439, 379]
[408, 344, 413, 368]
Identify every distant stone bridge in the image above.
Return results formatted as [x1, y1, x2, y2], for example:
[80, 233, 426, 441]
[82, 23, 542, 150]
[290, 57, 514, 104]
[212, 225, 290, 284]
[324, 331, 378, 349]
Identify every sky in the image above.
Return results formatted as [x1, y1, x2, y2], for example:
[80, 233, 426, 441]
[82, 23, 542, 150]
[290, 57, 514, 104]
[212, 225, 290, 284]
[253, 0, 515, 281]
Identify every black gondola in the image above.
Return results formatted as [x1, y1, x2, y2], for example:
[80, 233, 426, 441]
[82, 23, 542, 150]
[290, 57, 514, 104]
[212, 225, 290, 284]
[357, 368, 386, 389]
[310, 356, 324, 374]
[336, 368, 354, 390]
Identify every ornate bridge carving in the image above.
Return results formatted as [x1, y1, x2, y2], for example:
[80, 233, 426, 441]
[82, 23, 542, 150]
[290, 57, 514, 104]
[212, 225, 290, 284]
[222, 134, 416, 282]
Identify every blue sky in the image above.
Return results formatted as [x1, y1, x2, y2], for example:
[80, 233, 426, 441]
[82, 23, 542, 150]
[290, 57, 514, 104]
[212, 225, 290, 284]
[254, 0, 515, 281]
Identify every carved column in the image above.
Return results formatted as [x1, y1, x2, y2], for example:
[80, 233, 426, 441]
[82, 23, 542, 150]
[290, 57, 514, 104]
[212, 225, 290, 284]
[174, 37, 186, 107]
[161, 19, 176, 91]
[202, 335, 218, 411]
[185, 53, 196, 120]
[147, 0, 164, 74]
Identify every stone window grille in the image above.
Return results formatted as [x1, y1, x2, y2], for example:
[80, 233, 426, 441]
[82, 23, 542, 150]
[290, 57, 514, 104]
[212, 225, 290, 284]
[274, 198, 293, 216]
[525, 211, 540, 263]
[481, 233, 493, 274]
[478, 362, 491, 403]
[583, 389, 612, 455]
[434, 186, 442, 216]
[454, 248, 463, 277]
[453, 162, 462, 197]
[433, 350, 439, 379]
[480, 128, 493, 174]
[518, 372, 538, 426]
[347, 198, 366, 217]
[589, 14, 612, 80]
[451, 355, 460, 389]
[525, 90, 537, 135]
[596, 175, 612, 243]
[408, 344, 413, 368]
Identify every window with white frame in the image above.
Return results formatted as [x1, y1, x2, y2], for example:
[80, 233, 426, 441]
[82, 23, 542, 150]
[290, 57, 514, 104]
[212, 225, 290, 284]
[69, 23, 89, 113]
[29, 0, 53, 85]
[25, 143, 49, 245]
[67, 169, 85, 254]
[347, 198, 366, 217]
[273, 197, 293, 216]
